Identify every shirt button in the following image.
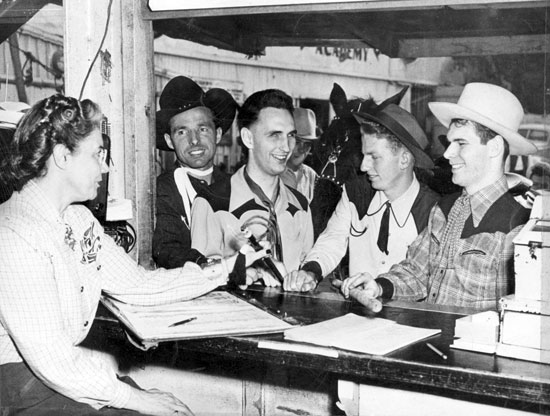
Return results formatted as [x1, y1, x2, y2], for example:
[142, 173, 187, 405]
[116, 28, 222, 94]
[432, 293, 436, 297]
[80, 286, 84, 293]
[97, 265, 102, 271]
[84, 321, 89, 327]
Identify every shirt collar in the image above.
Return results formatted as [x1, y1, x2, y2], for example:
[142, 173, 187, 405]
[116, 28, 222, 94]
[370, 175, 420, 223]
[18, 180, 68, 237]
[22, 180, 65, 222]
[231, 166, 288, 210]
[468, 175, 508, 227]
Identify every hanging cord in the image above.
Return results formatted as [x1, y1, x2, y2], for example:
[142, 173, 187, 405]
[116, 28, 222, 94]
[78, 0, 113, 100]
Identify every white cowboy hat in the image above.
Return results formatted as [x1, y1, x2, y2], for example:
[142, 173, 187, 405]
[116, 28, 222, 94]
[293, 108, 320, 140]
[428, 82, 537, 156]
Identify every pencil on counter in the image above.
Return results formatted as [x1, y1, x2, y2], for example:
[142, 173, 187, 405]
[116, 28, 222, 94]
[426, 342, 447, 360]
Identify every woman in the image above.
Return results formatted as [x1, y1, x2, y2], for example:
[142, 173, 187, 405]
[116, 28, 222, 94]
[0, 94, 267, 415]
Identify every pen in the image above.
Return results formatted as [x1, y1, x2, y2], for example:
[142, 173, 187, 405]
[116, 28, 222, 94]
[169, 316, 197, 327]
[426, 342, 447, 360]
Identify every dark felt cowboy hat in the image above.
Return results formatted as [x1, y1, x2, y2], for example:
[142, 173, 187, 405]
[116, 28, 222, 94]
[156, 76, 238, 151]
[352, 100, 434, 170]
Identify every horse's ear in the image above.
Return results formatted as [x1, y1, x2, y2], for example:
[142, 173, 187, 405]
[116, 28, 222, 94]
[330, 83, 349, 118]
[378, 86, 409, 110]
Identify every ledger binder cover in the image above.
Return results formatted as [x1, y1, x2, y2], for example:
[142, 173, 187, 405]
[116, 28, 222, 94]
[101, 291, 293, 349]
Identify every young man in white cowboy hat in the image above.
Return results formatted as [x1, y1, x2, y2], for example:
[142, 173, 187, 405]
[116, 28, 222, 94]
[341, 82, 538, 310]
[281, 107, 320, 203]
[191, 89, 314, 285]
[152, 76, 238, 269]
[284, 101, 439, 292]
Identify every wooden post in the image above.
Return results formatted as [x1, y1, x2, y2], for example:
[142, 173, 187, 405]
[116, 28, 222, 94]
[8, 33, 28, 103]
[64, 0, 155, 267]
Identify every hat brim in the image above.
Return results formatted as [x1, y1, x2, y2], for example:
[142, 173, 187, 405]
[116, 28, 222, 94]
[428, 102, 538, 156]
[297, 134, 319, 141]
[156, 87, 238, 151]
[156, 107, 195, 151]
[353, 111, 434, 170]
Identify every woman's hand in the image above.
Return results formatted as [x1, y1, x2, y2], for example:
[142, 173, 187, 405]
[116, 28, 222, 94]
[125, 387, 195, 416]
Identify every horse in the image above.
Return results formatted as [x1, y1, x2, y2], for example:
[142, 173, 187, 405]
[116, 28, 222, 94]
[309, 83, 408, 239]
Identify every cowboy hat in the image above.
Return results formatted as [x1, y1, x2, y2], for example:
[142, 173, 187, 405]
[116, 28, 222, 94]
[293, 108, 320, 140]
[428, 82, 537, 156]
[156, 76, 238, 151]
[352, 103, 434, 170]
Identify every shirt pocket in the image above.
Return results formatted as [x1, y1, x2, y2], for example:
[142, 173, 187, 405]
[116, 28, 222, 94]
[456, 240, 498, 296]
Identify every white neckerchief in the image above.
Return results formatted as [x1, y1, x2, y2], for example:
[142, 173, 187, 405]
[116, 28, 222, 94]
[174, 166, 213, 227]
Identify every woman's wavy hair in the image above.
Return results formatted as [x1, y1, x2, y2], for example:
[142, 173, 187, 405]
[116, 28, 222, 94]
[0, 94, 102, 191]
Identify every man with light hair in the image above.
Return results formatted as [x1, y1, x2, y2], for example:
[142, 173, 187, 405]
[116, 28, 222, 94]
[341, 83, 538, 310]
[284, 99, 438, 292]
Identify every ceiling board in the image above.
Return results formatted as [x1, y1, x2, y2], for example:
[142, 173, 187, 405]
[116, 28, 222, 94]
[151, 1, 550, 58]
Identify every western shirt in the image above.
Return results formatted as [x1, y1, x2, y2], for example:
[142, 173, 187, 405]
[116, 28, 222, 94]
[191, 166, 314, 273]
[152, 165, 228, 268]
[0, 181, 226, 410]
[301, 175, 439, 279]
[280, 164, 318, 203]
[377, 176, 530, 309]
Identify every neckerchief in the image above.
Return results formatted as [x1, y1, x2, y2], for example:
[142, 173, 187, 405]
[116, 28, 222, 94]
[174, 166, 213, 229]
[243, 168, 284, 262]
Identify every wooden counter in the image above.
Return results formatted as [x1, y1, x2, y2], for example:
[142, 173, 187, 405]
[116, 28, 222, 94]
[86, 286, 550, 415]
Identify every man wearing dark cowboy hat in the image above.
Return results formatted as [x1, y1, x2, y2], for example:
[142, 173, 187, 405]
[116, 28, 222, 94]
[152, 76, 238, 269]
[285, 99, 439, 292]
[191, 89, 314, 284]
[341, 82, 538, 310]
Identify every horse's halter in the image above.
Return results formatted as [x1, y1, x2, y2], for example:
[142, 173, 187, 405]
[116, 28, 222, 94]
[318, 116, 351, 187]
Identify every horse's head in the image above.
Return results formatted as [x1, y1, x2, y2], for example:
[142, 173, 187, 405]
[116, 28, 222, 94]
[313, 83, 410, 187]
[312, 84, 361, 187]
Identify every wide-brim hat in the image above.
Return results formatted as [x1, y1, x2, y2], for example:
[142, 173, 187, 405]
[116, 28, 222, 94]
[156, 76, 238, 151]
[352, 103, 434, 169]
[428, 82, 537, 156]
[293, 108, 320, 140]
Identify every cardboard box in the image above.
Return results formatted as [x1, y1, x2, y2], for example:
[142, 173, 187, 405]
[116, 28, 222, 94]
[450, 311, 499, 354]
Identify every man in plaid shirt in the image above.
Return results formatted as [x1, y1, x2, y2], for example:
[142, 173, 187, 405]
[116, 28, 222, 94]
[341, 83, 538, 310]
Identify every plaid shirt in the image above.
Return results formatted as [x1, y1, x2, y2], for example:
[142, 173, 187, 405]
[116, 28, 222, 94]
[0, 181, 225, 410]
[378, 176, 529, 309]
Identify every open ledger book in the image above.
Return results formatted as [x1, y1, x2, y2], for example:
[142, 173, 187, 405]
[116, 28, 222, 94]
[101, 291, 293, 349]
[284, 313, 441, 355]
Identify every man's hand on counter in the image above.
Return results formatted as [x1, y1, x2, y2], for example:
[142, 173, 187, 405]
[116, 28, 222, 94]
[283, 270, 318, 292]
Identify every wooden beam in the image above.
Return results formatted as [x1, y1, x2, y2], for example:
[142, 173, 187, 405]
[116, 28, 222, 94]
[65, 0, 155, 267]
[329, 14, 392, 52]
[120, 0, 156, 267]
[396, 34, 550, 58]
[143, 0, 548, 20]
